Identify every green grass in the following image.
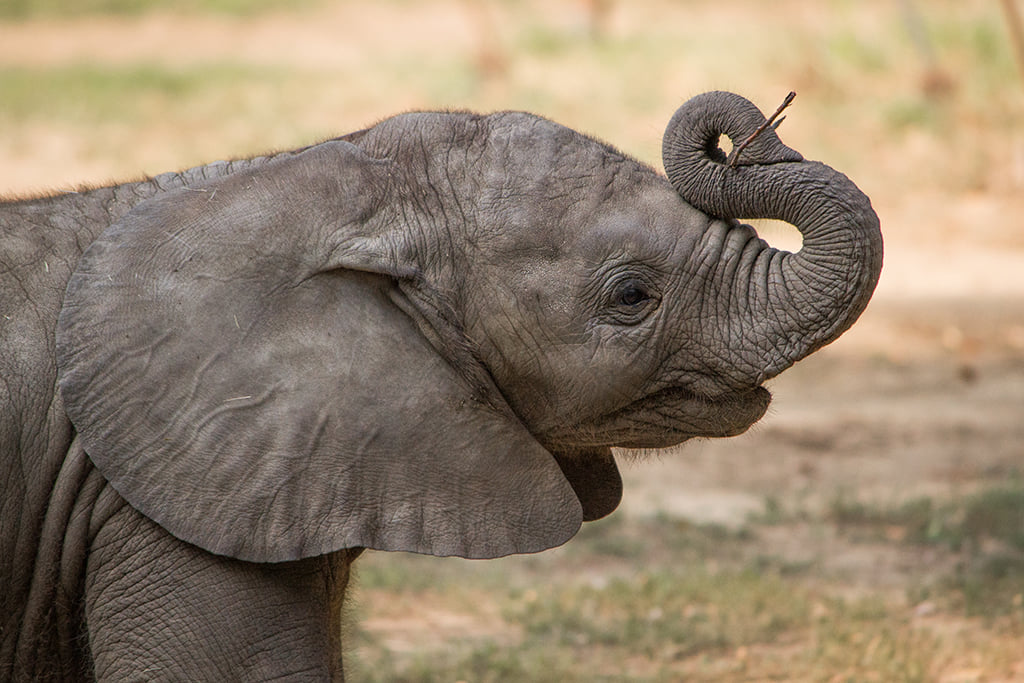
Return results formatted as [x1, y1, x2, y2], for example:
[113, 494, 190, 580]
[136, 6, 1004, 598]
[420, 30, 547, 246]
[349, 561, 984, 682]
[961, 487, 1024, 551]
[348, 494, 1024, 681]
[829, 483, 1024, 552]
[0, 63, 289, 124]
[830, 484, 1024, 622]
[0, 0, 321, 19]
[948, 553, 1024, 618]
[508, 569, 808, 656]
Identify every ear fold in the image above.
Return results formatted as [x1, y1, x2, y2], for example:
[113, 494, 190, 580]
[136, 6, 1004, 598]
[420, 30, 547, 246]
[551, 448, 622, 522]
[57, 140, 586, 562]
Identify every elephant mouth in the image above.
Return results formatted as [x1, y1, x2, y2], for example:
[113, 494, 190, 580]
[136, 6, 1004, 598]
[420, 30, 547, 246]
[559, 385, 771, 450]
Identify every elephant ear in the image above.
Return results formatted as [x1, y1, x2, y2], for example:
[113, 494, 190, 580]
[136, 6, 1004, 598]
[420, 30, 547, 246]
[56, 140, 584, 563]
[552, 448, 622, 522]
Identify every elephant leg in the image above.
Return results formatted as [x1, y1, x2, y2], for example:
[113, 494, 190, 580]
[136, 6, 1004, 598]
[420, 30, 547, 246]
[85, 503, 359, 681]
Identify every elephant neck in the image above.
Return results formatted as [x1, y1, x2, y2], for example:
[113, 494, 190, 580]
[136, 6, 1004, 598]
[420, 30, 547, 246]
[3, 153, 295, 269]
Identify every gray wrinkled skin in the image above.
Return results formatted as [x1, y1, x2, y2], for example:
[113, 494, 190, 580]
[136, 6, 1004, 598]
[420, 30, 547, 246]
[1, 92, 881, 680]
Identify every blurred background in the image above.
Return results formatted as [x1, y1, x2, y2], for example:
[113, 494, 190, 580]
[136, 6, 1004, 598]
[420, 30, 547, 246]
[3, 0, 1022, 679]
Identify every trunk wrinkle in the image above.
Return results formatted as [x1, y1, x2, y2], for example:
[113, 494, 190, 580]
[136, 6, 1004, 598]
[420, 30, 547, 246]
[662, 91, 882, 389]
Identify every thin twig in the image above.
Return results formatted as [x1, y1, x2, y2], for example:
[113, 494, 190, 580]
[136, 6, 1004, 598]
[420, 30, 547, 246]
[727, 91, 797, 167]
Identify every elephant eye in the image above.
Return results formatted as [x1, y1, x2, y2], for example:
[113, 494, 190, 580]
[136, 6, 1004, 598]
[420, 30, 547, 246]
[615, 282, 650, 307]
[604, 276, 659, 325]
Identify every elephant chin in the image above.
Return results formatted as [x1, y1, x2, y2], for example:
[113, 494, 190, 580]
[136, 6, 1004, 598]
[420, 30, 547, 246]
[555, 386, 771, 450]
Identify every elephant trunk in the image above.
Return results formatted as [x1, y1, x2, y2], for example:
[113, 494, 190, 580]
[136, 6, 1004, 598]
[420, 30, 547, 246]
[662, 91, 883, 391]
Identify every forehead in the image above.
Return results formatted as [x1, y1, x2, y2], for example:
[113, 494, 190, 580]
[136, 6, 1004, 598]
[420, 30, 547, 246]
[578, 180, 705, 258]
[479, 177, 707, 300]
[479, 114, 707, 264]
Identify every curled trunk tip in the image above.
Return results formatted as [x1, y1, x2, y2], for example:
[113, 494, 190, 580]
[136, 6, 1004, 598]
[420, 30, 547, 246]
[662, 91, 883, 389]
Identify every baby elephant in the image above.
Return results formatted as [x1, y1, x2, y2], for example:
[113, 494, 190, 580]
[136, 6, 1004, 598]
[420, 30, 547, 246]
[0, 91, 881, 680]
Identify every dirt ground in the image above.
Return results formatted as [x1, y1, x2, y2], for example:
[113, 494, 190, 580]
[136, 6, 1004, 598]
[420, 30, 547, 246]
[2, 0, 1023, 678]
[629, 296, 1024, 522]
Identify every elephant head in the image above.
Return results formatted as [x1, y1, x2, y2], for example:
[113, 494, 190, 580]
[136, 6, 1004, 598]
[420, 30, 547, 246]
[56, 92, 881, 564]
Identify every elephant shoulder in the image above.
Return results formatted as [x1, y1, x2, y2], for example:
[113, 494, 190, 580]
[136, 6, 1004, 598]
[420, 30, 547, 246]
[0, 194, 94, 430]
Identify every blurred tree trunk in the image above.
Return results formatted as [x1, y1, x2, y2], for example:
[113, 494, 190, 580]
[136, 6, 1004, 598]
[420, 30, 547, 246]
[1000, 0, 1024, 86]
